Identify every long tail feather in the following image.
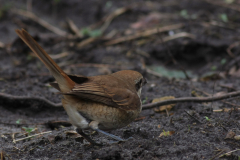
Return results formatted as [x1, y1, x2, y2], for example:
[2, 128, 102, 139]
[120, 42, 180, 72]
[15, 29, 75, 92]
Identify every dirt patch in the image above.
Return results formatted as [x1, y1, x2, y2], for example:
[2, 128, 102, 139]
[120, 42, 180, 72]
[1, 0, 240, 159]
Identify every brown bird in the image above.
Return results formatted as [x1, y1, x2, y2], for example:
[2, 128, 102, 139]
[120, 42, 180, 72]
[15, 29, 146, 145]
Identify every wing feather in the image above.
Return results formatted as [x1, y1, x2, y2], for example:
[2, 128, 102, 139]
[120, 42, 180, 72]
[66, 82, 140, 110]
[53, 74, 141, 110]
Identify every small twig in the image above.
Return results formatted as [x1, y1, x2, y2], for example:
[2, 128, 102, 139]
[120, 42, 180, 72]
[160, 32, 195, 43]
[204, 0, 240, 12]
[12, 133, 16, 144]
[210, 149, 225, 160]
[194, 88, 240, 108]
[0, 92, 62, 108]
[214, 108, 240, 112]
[68, 63, 129, 69]
[226, 41, 240, 58]
[49, 52, 71, 60]
[5, 153, 12, 160]
[184, 110, 203, 124]
[218, 148, 240, 158]
[76, 37, 98, 49]
[134, 116, 146, 121]
[99, 7, 129, 33]
[165, 108, 169, 117]
[201, 21, 236, 30]
[139, 32, 195, 46]
[0, 151, 4, 160]
[2, 89, 240, 110]
[1, 151, 12, 160]
[142, 90, 240, 110]
[14, 131, 52, 142]
[74, 6, 129, 48]
[12, 9, 67, 36]
[66, 18, 81, 37]
[141, 58, 163, 78]
[13, 146, 22, 151]
[30, 51, 71, 60]
[89, 1, 177, 31]
[104, 23, 184, 45]
[89, 6, 130, 31]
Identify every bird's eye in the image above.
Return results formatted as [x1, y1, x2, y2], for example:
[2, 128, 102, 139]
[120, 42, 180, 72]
[135, 79, 142, 91]
[139, 79, 142, 84]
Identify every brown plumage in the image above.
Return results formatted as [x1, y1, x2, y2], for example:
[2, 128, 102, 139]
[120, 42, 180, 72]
[15, 29, 146, 144]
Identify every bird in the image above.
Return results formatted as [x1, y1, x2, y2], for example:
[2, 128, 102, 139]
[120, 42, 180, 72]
[15, 29, 147, 145]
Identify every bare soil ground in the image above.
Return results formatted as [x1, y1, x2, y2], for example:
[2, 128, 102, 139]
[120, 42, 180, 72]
[1, 0, 240, 159]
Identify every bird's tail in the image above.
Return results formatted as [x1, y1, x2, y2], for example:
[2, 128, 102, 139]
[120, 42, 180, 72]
[15, 29, 75, 92]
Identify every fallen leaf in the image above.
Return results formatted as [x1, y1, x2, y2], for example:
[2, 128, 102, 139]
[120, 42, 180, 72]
[200, 72, 222, 81]
[191, 90, 202, 97]
[159, 130, 175, 137]
[47, 135, 56, 143]
[130, 12, 173, 29]
[214, 91, 227, 97]
[65, 130, 82, 138]
[134, 116, 146, 121]
[152, 96, 175, 112]
[225, 130, 235, 139]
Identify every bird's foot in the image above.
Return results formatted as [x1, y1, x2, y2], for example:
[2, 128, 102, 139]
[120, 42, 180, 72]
[108, 136, 133, 144]
[76, 128, 102, 146]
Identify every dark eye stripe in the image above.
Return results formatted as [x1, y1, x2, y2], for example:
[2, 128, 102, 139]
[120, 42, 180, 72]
[135, 78, 142, 91]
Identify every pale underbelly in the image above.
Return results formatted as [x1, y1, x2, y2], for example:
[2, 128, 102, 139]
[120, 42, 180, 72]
[62, 96, 141, 131]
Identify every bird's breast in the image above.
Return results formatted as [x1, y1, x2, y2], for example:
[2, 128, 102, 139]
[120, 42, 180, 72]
[63, 96, 141, 131]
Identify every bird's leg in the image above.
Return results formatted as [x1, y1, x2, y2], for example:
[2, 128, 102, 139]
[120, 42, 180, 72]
[89, 121, 133, 143]
[94, 128, 125, 141]
[76, 128, 102, 146]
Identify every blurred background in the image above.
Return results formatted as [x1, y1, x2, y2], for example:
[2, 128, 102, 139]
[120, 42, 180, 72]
[1, 0, 240, 80]
[1, 1, 240, 159]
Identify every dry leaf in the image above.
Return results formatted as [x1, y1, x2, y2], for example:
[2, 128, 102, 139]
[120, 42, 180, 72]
[47, 135, 56, 143]
[191, 90, 202, 97]
[159, 130, 175, 137]
[134, 116, 146, 121]
[213, 108, 234, 112]
[65, 130, 82, 138]
[152, 96, 175, 112]
[225, 130, 235, 139]
[130, 12, 172, 29]
[229, 66, 240, 77]
[234, 135, 240, 140]
[214, 91, 227, 97]
[200, 73, 222, 81]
